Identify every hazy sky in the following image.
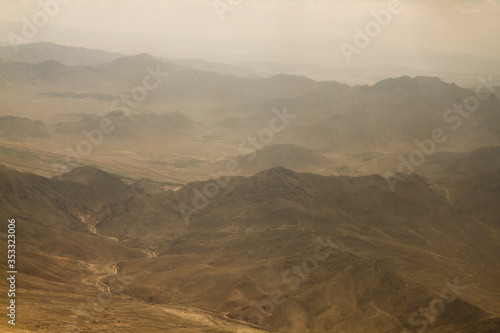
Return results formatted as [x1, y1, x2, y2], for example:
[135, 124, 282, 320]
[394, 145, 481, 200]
[0, 0, 498, 83]
[1, 0, 499, 53]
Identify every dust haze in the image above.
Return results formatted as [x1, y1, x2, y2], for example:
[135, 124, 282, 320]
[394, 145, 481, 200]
[0, 1, 499, 332]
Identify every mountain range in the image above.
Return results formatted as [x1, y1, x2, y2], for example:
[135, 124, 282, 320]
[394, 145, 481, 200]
[0, 42, 499, 333]
[0, 44, 499, 185]
[0, 163, 499, 332]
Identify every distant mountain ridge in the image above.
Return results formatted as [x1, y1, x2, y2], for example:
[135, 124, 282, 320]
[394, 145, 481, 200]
[1, 40, 499, 333]
[0, 42, 123, 66]
[1, 111, 202, 141]
[0, 115, 50, 139]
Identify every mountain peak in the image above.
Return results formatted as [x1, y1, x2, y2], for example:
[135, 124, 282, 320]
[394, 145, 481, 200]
[268, 73, 316, 83]
[105, 110, 126, 118]
[59, 166, 131, 200]
[61, 166, 122, 187]
[112, 53, 157, 65]
[372, 75, 447, 91]
[255, 166, 297, 179]
[31, 59, 66, 70]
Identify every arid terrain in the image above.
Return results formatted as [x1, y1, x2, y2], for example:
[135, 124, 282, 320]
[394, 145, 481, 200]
[0, 41, 499, 333]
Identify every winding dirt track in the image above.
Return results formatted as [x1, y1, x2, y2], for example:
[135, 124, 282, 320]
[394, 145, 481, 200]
[74, 221, 269, 332]
[79, 260, 270, 332]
